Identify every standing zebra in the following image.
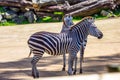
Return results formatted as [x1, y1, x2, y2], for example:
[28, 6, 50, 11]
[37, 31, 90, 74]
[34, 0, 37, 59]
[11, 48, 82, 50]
[28, 17, 103, 78]
[61, 14, 74, 33]
[61, 14, 74, 71]
[61, 14, 87, 72]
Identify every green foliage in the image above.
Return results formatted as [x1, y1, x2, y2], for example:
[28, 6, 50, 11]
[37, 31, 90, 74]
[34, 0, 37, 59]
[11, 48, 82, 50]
[0, 21, 15, 26]
[0, 6, 5, 14]
[21, 20, 29, 24]
[73, 16, 82, 21]
[92, 13, 108, 20]
[112, 8, 120, 17]
[54, 12, 63, 15]
[0, 7, 15, 26]
[1, 6, 120, 26]
[42, 16, 52, 22]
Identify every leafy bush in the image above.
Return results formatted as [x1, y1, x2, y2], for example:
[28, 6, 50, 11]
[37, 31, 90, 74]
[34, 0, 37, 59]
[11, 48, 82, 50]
[0, 7, 4, 14]
[0, 20, 15, 26]
[42, 16, 52, 22]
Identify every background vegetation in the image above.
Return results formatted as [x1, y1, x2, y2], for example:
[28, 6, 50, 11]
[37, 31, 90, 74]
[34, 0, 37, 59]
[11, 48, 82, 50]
[1, 6, 120, 26]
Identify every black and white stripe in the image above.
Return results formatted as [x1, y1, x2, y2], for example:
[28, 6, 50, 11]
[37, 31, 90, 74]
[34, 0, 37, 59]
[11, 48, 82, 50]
[28, 17, 103, 78]
[60, 14, 88, 71]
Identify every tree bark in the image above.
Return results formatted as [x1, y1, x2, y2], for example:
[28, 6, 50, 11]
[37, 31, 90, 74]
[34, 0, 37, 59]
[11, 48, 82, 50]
[115, 0, 120, 6]
[0, 0, 33, 9]
[65, 0, 115, 16]
[0, 0, 120, 17]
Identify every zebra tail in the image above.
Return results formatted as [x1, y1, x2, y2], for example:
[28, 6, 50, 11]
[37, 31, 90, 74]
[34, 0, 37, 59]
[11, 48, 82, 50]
[28, 49, 32, 57]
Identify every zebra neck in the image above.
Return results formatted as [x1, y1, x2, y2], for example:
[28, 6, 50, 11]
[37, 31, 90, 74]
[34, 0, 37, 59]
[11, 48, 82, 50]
[72, 27, 89, 39]
[70, 24, 89, 45]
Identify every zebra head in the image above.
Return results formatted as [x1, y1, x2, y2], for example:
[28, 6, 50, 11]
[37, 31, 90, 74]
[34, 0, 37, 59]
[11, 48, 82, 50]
[63, 14, 74, 26]
[87, 17, 103, 39]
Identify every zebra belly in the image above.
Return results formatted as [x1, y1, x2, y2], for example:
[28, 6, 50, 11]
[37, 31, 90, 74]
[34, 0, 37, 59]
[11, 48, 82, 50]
[28, 34, 67, 56]
[44, 42, 67, 56]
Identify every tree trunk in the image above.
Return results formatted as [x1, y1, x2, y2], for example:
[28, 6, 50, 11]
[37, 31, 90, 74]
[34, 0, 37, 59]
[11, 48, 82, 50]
[0, 0, 120, 17]
[0, 0, 33, 10]
[115, 0, 120, 6]
[66, 0, 115, 16]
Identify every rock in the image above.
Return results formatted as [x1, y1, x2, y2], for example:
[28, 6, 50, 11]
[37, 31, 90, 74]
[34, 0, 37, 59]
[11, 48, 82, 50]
[100, 10, 116, 18]
[0, 19, 7, 23]
[4, 11, 17, 19]
[12, 14, 25, 24]
[107, 64, 120, 72]
[101, 10, 110, 16]
[24, 11, 37, 23]
[0, 14, 3, 22]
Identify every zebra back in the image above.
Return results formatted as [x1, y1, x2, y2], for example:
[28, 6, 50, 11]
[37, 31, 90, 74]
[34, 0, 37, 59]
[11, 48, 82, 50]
[28, 31, 71, 56]
[70, 16, 94, 30]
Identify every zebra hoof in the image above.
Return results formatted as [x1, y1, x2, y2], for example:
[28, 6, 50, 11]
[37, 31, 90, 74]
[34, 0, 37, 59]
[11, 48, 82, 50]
[62, 67, 65, 71]
[32, 71, 39, 78]
[73, 70, 76, 75]
[67, 71, 73, 75]
[32, 73, 39, 78]
[79, 69, 82, 74]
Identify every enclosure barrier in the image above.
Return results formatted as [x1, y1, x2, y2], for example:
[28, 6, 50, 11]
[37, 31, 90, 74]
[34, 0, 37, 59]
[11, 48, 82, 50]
[36, 72, 120, 80]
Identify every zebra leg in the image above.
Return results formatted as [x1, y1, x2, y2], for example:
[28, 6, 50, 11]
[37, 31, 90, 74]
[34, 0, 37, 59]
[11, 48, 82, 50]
[62, 52, 66, 71]
[80, 54, 83, 73]
[80, 46, 84, 74]
[82, 39, 87, 62]
[31, 55, 42, 78]
[68, 53, 76, 75]
[73, 56, 77, 75]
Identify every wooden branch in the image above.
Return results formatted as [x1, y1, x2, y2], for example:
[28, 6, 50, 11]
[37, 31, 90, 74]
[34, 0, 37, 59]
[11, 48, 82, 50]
[66, 0, 115, 16]
[44, 5, 65, 12]
[0, 0, 119, 18]
[0, 0, 33, 9]
[36, 12, 54, 17]
[65, 0, 98, 11]
[115, 0, 120, 5]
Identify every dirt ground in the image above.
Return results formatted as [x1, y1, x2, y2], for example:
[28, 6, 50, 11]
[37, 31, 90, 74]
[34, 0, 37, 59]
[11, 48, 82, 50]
[0, 18, 120, 80]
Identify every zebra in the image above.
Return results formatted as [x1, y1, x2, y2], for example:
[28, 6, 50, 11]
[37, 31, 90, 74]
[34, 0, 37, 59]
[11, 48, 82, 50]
[28, 17, 103, 78]
[60, 14, 74, 71]
[61, 14, 74, 33]
[61, 14, 87, 72]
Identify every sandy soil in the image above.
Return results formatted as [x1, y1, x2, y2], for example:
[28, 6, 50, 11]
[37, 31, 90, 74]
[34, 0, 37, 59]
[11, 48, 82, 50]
[0, 18, 120, 80]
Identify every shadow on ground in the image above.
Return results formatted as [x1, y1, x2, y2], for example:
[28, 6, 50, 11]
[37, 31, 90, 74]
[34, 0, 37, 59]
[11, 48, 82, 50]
[0, 53, 120, 80]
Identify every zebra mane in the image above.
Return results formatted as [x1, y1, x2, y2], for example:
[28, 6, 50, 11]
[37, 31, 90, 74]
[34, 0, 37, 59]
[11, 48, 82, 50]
[70, 16, 95, 30]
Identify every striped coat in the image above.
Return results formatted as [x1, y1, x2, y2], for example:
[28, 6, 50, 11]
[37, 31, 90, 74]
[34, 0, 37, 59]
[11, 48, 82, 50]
[28, 17, 103, 78]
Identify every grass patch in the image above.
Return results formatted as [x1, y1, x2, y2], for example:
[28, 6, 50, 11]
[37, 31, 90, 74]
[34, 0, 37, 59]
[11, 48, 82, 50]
[54, 12, 63, 15]
[0, 21, 15, 26]
[42, 16, 52, 22]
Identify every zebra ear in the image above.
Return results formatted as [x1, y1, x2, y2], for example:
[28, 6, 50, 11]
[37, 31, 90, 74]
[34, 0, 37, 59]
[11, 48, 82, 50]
[88, 17, 95, 23]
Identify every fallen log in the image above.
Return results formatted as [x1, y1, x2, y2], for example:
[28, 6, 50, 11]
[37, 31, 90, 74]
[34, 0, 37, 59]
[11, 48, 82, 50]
[65, 0, 115, 16]
[115, 0, 120, 6]
[65, 0, 98, 11]
[1, 0, 120, 18]
[0, 0, 33, 8]
[43, 5, 65, 12]
[36, 11, 54, 17]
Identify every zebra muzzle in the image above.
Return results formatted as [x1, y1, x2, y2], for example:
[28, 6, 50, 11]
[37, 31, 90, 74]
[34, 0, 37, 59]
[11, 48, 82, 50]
[98, 33, 103, 39]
